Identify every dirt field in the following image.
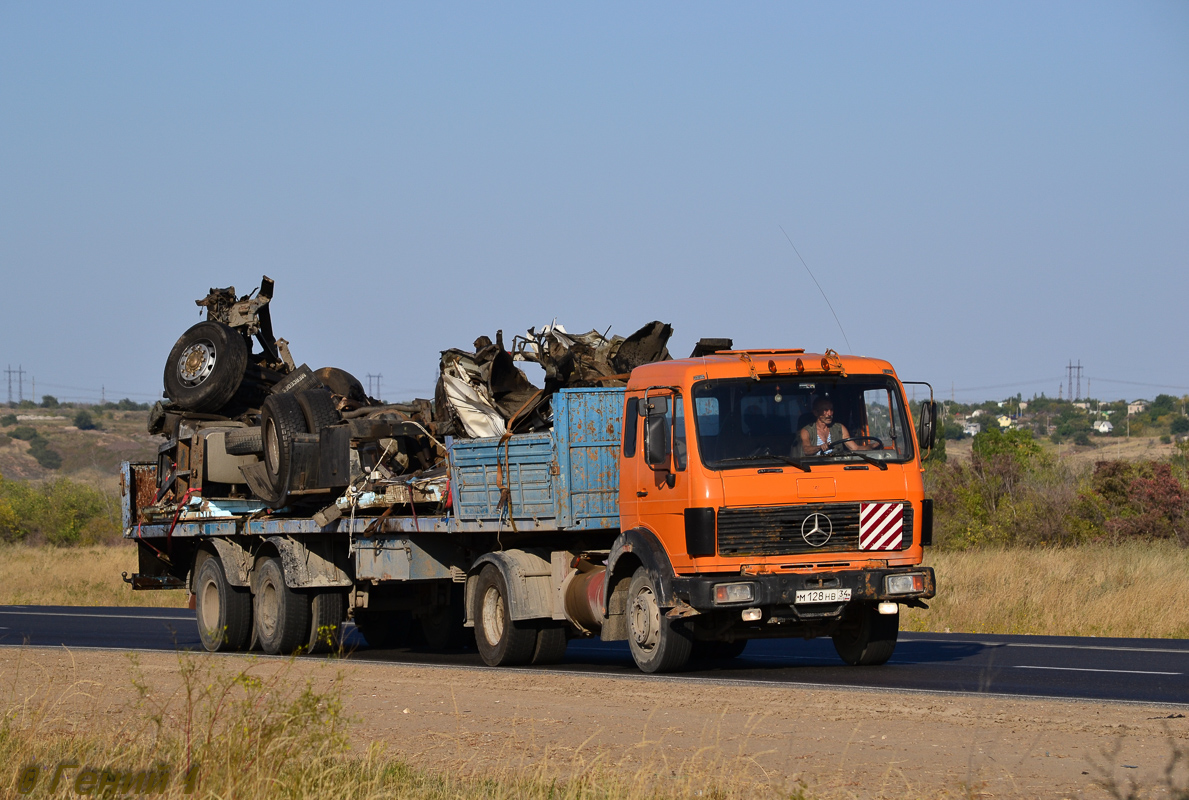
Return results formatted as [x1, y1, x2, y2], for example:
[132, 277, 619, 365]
[3, 647, 1185, 799]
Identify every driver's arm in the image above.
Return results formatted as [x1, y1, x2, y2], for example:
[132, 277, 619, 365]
[839, 424, 865, 451]
[800, 427, 821, 455]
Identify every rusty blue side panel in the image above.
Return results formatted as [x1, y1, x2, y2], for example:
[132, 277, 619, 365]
[451, 433, 557, 522]
[553, 388, 623, 530]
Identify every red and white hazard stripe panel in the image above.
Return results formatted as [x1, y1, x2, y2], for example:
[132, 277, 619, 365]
[859, 502, 904, 550]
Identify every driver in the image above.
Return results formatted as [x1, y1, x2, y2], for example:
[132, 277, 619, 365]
[800, 397, 868, 456]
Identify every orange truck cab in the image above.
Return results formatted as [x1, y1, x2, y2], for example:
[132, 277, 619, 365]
[598, 348, 937, 672]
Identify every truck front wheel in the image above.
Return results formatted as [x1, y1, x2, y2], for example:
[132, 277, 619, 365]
[832, 603, 899, 666]
[253, 557, 312, 655]
[626, 567, 692, 673]
[195, 555, 253, 652]
[473, 565, 538, 667]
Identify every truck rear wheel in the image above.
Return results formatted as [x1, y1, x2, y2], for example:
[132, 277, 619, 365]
[626, 567, 692, 673]
[307, 591, 347, 654]
[194, 555, 253, 652]
[473, 565, 538, 667]
[531, 624, 568, 665]
[832, 603, 898, 666]
[253, 557, 312, 655]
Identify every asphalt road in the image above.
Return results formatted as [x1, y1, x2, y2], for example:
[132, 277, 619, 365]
[1, 605, 1186, 706]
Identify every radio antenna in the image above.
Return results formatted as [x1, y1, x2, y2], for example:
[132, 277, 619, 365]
[779, 225, 851, 352]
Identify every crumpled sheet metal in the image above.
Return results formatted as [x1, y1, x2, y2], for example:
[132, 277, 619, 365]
[434, 320, 673, 439]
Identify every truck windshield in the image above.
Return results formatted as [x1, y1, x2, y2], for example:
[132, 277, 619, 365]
[691, 376, 914, 469]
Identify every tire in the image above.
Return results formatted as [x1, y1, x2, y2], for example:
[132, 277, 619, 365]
[307, 591, 347, 654]
[224, 427, 264, 455]
[353, 609, 412, 649]
[261, 393, 308, 500]
[163, 321, 249, 413]
[295, 389, 341, 434]
[691, 639, 748, 662]
[194, 554, 253, 652]
[832, 604, 899, 666]
[626, 567, 692, 673]
[473, 564, 538, 667]
[531, 624, 569, 665]
[253, 557, 313, 655]
[313, 367, 369, 404]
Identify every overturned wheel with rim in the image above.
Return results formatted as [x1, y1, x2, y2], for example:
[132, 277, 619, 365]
[194, 553, 253, 652]
[626, 566, 692, 673]
[163, 321, 248, 413]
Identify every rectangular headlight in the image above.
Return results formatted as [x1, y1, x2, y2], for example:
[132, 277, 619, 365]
[714, 582, 755, 604]
[885, 574, 925, 595]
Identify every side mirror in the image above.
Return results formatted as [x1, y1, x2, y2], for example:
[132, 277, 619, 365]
[644, 415, 670, 469]
[917, 400, 938, 452]
[638, 397, 669, 417]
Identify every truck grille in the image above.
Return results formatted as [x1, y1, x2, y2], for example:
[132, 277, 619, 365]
[716, 502, 913, 556]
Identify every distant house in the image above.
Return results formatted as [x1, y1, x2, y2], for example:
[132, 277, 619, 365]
[1128, 400, 1149, 415]
[962, 423, 981, 437]
[996, 415, 1012, 429]
[1073, 402, 1090, 411]
[1093, 420, 1113, 434]
[970, 409, 984, 418]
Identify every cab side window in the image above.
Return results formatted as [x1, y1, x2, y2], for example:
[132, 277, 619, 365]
[623, 397, 639, 457]
[672, 394, 687, 471]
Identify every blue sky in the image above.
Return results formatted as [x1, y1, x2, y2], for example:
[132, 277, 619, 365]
[1, 2, 1186, 405]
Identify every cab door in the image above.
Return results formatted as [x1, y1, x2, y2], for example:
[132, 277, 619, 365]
[634, 390, 691, 560]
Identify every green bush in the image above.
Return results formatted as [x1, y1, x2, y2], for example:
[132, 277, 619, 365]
[1162, 434, 1173, 445]
[1074, 431, 1093, 447]
[28, 436, 62, 469]
[40, 395, 59, 409]
[0, 470, 119, 545]
[9, 426, 37, 441]
[0, 413, 16, 427]
[1172, 417, 1189, 436]
[74, 409, 99, 430]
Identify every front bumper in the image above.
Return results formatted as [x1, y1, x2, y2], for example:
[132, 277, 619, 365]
[671, 566, 936, 614]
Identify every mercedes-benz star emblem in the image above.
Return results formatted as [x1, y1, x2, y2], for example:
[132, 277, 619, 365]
[801, 512, 833, 547]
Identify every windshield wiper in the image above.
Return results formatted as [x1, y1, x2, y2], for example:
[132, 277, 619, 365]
[712, 455, 811, 473]
[842, 450, 888, 470]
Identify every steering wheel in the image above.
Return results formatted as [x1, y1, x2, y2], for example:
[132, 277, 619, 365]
[816, 436, 884, 452]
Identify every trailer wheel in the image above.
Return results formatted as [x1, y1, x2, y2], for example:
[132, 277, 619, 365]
[530, 624, 569, 665]
[194, 555, 253, 652]
[832, 603, 898, 666]
[307, 591, 347, 654]
[473, 565, 537, 667]
[163, 321, 248, 413]
[261, 393, 308, 502]
[626, 567, 692, 673]
[253, 557, 312, 655]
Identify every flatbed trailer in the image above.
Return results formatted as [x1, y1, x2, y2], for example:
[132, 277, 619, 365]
[123, 352, 938, 673]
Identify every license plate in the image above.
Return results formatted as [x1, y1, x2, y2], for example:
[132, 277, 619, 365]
[795, 588, 852, 604]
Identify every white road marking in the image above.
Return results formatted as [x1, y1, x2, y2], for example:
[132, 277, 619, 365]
[907, 638, 1189, 656]
[0, 610, 192, 621]
[1015, 665, 1180, 676]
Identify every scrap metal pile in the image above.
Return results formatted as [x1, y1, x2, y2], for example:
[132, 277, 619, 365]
[146, 276, 675, 521]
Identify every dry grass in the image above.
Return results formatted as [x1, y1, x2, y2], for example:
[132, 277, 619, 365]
[0, 543, 185, 608]
[5, 541, 1189, 638]
[0, 650, 812, 800]
[902, 540, 1189, 638]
